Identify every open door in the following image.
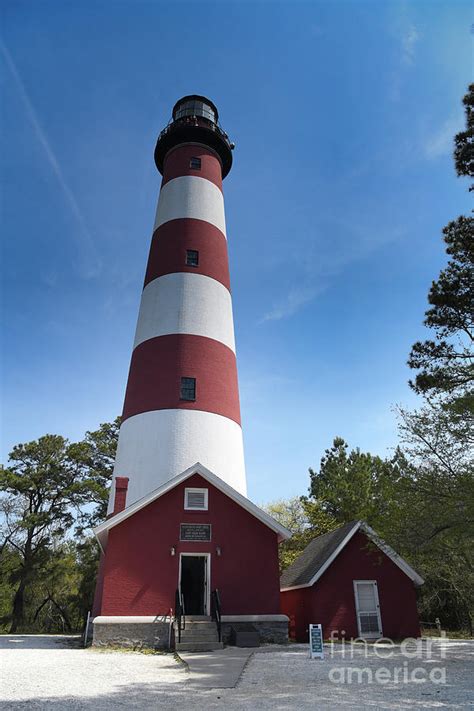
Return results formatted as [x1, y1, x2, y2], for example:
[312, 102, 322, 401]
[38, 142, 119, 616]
[179, 554, 209, 615]
[353, 580, 382, 638]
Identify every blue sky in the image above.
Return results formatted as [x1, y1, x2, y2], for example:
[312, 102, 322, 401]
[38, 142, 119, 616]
[1, 0, 472, 503]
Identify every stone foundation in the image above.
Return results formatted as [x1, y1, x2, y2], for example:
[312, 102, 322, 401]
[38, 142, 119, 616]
[92, 616, 172, 650]
[221, 615, 289, 645]
[92, 614, 289, 649]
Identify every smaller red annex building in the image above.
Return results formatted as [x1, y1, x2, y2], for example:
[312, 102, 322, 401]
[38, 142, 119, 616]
[280, 521, 424, 642]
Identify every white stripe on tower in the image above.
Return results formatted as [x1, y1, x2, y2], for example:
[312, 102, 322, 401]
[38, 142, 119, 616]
[153, 175, 227, 237]
[113, 410, 246, 501]
[133, 272, 235, 352]
[108, 123, 245, 513]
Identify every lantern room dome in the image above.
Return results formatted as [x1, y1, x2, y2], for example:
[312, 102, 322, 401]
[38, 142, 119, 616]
[155, 95, 233, 178]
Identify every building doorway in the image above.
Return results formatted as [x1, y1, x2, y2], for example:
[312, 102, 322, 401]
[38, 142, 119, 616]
[353, 580, 383, 638]
[179, 554, 210, 615]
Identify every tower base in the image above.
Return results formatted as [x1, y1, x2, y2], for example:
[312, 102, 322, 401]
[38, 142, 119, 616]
[92, 615, 289, 650]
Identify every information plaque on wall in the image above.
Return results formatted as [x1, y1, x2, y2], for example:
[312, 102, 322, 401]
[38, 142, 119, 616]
[180, 523, 211, 541]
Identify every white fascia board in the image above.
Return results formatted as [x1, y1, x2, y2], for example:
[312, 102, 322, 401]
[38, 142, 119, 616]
[280, 520, 425, 592]
[93, 462, 291, 549]
[360, 523, 425, 587]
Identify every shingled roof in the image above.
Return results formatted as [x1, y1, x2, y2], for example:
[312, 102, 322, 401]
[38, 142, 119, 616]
[280, 520, 424, 590]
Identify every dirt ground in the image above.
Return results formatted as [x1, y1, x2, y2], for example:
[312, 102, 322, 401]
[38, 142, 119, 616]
[0, 635, 473, 709]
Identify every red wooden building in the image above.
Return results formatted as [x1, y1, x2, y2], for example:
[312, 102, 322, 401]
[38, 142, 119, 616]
[93, 464, 290, 648]
[280, 521, 423, 641]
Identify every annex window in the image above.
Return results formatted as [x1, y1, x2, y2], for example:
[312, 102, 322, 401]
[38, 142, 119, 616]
[180, 377, 196, 401]
[184, 487, 209, 511]
[186, 249, 199, 267]
[189, 157, 201, 170]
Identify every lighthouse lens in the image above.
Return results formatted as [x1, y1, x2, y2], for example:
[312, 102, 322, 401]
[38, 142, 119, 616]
[175, 100, 216, 123]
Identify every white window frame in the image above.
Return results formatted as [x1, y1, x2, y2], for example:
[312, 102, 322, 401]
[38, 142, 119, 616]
[179, 552, 211, 616]
[184, 487, 209, 511]
[353, 580, 383, 639]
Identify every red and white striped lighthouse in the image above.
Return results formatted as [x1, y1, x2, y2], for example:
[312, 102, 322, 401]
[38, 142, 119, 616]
[93, 98, 290, 647]
[108, 96, 246, 512]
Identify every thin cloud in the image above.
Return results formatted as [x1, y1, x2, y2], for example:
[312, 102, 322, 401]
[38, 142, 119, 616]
[401, 24, 419, 66]
[389, 20, 420, 102]
[424, 116, 461, 159]
[260, 285, 319, 323]
[259, 217, 406, 324]
[1, 41, 102, 279]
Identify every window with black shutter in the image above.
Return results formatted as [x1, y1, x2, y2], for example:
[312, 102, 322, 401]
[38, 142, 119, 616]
[186, 249, 199, 267]
[180, 377, 196, 401]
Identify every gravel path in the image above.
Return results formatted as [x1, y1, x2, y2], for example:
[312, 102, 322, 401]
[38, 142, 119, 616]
[0, 635, 473, 709]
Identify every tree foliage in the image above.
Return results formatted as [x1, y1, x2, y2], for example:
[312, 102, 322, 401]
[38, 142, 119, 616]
[0, 422, 117, 633]
[263, 497, 335, 571]
[408, 216, 474, 408]
[307, 437, 403, 536]
[454, 83, 474, 188]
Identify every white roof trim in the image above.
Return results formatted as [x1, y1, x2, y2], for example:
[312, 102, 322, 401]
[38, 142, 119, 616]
[94, 462, 291, 550]
[361, 522, 424, 587]
[281, 521, 361, 591]
[280, 520, 424, 591]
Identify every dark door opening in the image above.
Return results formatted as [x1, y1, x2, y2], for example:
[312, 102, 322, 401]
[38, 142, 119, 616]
[180, 555, 207, 615]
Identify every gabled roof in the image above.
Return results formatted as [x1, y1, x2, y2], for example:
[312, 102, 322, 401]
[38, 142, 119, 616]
[93, 462, 291, 550]
[280, 520, 424, 591]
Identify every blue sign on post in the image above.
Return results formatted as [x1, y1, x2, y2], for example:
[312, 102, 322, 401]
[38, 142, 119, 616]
[309, 624, 324, 659]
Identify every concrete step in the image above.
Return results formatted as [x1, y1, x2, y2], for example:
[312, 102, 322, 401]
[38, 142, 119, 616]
[176, 640, 224, 652]
[179, 629, 217, 636]
[180, 627, 218, 634]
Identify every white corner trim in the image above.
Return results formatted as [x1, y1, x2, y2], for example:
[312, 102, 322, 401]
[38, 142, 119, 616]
[94, 462, 291, 549]
[221, 615, 289, 623]
[360, 523, 425, 587]
[280, 522, 361, 592]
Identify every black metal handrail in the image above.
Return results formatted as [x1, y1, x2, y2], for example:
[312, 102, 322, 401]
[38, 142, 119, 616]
[158, 116, 233, 150]
[175, 589, 185, 643]
[211, 588, 222, 643]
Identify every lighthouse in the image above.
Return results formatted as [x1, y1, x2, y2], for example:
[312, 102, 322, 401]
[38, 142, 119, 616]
[109, 95, 246, 512]
[93, 97, 290, 650]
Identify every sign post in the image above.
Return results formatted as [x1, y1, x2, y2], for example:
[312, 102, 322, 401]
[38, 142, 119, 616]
[309, 624, 324, 659]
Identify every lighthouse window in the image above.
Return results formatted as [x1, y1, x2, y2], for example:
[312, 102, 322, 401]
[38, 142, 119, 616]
[189, 157, 201, 170]
[184, 488, 209, 511]
[180, 377, 196, 401]
[186, 250, 199, 267]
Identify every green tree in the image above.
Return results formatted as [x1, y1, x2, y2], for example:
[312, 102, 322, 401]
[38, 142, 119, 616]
[395, 404, 474, 632]
[263, 497, 335, 570]
[454, 83, 474, 188]
[407, 216, 474, 408]
[0, 435, 95, 632]
[307, 437, 402, 535]
[68, 417, 120, 530]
